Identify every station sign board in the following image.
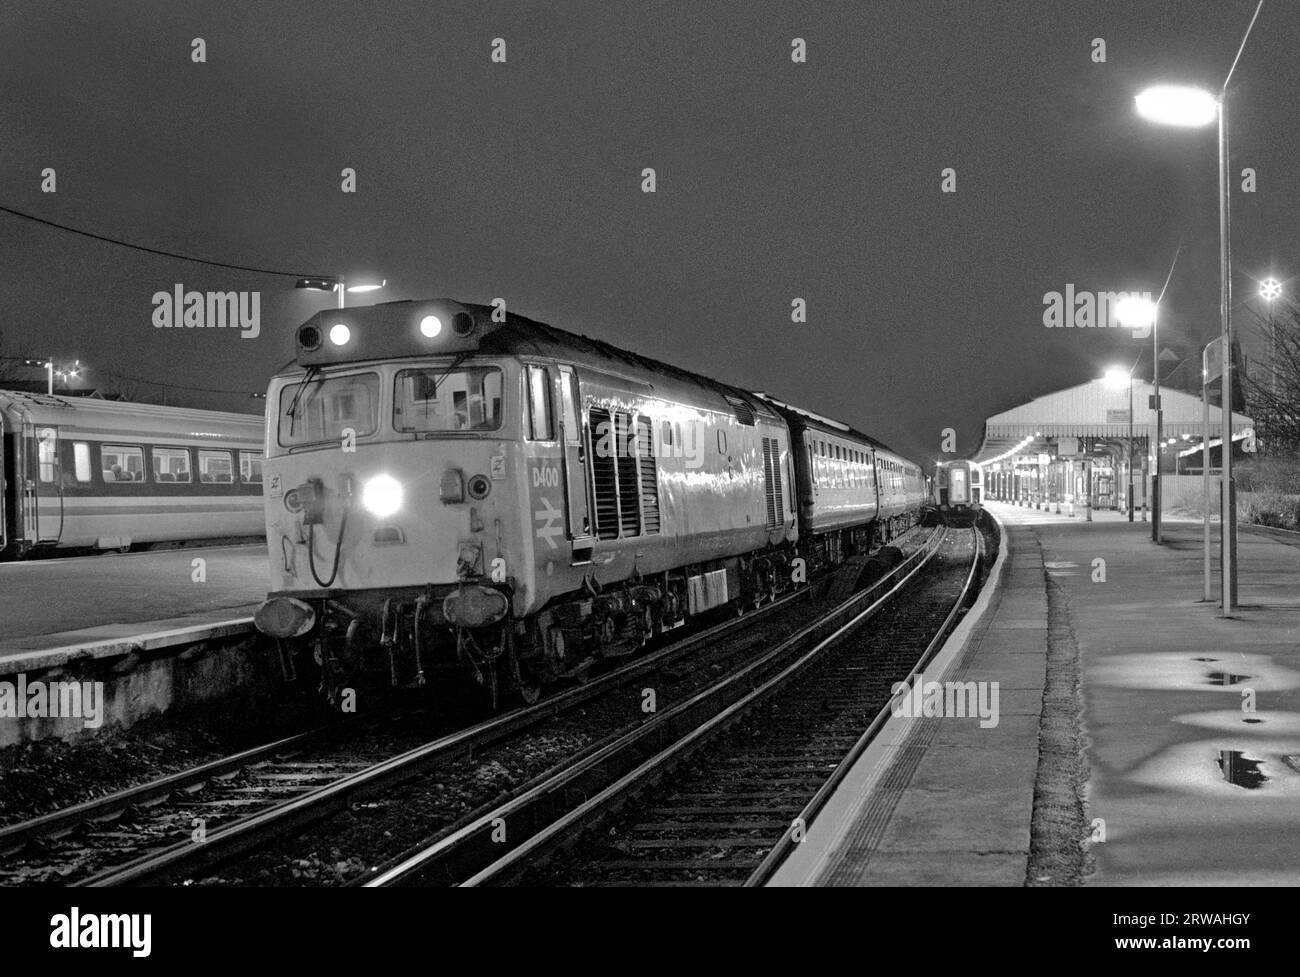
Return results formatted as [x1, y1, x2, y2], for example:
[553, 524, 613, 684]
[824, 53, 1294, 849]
[1204, 337, 1226, 383]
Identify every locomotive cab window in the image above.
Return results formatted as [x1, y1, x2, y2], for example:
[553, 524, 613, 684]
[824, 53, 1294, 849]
[526, 365, 552, 441]
[280, 371, 380, 446]
[394, 366, 503, 433]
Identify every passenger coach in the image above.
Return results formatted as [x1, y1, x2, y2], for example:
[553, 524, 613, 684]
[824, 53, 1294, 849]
[0, 390, 264, 559]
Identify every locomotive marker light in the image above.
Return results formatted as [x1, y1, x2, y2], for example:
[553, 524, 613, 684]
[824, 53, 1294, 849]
[362, 473, 403, 517]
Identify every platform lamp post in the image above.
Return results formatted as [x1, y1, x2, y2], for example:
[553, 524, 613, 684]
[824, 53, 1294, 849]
[1135, 2, 1262, 612]
[294, 277, 387, 309]
[1116, 296, 1161, 540]
[1104, 366, 1137, 521]
[1261, 277, 1282, 395]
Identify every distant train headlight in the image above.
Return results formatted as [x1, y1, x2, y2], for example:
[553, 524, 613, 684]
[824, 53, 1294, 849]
[362, 474, 403, 516]
[329, 323, 351, 346]
[419, 315, 442, 338]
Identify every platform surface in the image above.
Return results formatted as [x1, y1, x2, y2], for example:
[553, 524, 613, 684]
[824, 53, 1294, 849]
[0, 543, 267, 660]
[771, 500, 1300, 886]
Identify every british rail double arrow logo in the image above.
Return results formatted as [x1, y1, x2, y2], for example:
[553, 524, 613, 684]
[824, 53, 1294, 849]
[534, 497, 563, 549]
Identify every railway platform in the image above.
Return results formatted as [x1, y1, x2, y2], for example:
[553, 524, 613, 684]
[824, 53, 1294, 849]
[0, 543, 266, 658]
[770, 500, 1300, 886]
[0, 544, 269, 745]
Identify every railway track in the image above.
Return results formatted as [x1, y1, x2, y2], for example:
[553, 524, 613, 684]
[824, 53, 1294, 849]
[358, 524, 979, 887]
[1, 558, 836, 886]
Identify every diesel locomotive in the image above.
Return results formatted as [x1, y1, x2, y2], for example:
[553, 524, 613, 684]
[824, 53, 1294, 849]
[253, 299, 926, 706]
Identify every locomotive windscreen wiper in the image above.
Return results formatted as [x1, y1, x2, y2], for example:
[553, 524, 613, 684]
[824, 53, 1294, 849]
[414, 351, 474, 423]
[429, 351, 472, 397]
[285, 365, 320, 437]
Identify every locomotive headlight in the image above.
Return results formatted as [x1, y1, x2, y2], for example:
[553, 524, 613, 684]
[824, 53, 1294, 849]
[329, 323, 351, 346]
[419, 314, 442, 338]
[362, 473, 403, 517]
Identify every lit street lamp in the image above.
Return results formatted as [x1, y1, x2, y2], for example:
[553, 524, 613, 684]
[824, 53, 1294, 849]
[294, 277, 387, 309]
[1260, 277, 1282, 396]
[1133, 0, 1263, 614]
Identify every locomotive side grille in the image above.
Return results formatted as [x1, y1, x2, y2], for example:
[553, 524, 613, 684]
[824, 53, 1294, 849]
[615, 411, 641, 536]
[762, 436, 784, 529]
[636, 415, 660, 534]
[589, 407, 620, 540]
[724, 393, 758, 426]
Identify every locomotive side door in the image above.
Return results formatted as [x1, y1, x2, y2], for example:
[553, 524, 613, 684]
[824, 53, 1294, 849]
[557, 365, 594, 562]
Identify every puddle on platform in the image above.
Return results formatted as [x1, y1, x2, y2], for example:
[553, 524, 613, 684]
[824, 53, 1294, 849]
[1127, 738, 1300, 796]
[1090, 653, 1300, 693]
[1207, 671, 1252, 686]
[1218, 750, 1268, 789]
[1173, 710, 1300, 734]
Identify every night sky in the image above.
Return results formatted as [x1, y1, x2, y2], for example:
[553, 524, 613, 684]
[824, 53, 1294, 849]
[2, 0, 1296, 464]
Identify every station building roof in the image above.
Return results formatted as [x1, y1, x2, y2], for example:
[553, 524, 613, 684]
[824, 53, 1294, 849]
[972, 378, 1253, 464]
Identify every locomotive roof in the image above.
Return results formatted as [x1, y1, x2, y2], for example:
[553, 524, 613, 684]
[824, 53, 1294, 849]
[286, 298, 921, 469]
[288, 298, 783, 422]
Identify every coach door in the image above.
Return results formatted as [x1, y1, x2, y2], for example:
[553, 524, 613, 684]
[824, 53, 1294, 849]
[30, 426, 62, 543]
[557, 365, 594, 562]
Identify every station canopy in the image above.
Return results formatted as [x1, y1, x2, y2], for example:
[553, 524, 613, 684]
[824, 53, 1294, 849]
[971, 378, 1252, 464]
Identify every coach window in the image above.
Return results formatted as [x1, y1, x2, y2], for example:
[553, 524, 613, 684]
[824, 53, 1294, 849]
[240, 451, 263, 483]
[152, 447, 192, 483]
[526, 365, 552, 441]
[35, 429, 58, 483]
[198, 449, 234, 483]
[72, 442, 91, 483]
[102, 444, 145, 482]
